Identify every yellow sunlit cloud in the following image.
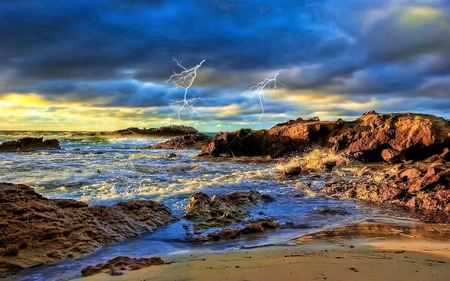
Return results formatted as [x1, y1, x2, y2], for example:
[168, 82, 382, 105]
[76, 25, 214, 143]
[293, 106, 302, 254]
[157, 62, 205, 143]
[0, 93, 172, 131]
[401, 6, 446, 27]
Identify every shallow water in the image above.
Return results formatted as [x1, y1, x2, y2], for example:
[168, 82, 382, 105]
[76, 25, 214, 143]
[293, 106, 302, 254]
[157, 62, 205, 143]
[0, 132, 418, 281]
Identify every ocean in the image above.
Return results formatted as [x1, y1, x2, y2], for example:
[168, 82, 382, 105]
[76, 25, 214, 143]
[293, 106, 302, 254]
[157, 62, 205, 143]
[0, 131, 416, 281]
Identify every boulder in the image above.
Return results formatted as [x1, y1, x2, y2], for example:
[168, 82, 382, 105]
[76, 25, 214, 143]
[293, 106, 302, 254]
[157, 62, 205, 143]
[0, 183, 177, 277]
[149, 133, 212, 150]
[0, 137, 60, 152]
[320, 160, 450, 215]
[184, 191, 275, 228]
[81, 256, 165, 277]
[199, 129, 303, 158]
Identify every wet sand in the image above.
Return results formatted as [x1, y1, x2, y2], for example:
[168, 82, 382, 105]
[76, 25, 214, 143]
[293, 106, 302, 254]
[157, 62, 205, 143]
[79, 223, 450, 281]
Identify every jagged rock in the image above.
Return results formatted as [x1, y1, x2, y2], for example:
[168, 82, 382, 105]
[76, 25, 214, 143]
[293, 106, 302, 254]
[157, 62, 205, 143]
[81, 256, 165, 277]
[0, 183, 177, 277]
[199, 129, 303, 158]
[184, 191, 275, 228]
[204, 112, 450, 162]
[320, 160, 450, 214]
[271, 112, 450, 162]
[149, 133, 212, 150]
[0, 137, 60, 152]
[201, 218, 278, 242]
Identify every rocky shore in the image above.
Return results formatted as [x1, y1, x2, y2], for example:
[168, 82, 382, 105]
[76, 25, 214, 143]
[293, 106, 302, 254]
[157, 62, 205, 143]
[2, 111, 449, 279]
[0, 183, 177, 278]
[320, 159, 450, 215]
[195, 112, 450, 215]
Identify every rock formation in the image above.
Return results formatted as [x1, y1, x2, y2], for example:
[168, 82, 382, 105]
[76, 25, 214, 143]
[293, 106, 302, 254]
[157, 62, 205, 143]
[199, 129, 303, 158]
[149, 133, 212, 150]
[81, 256, 165, 277]
[320, 160, 450, 215]
[198, 218, 279, 242]
[271, 112, 450, 162]
[184, 191, 275, 228]
[0, 183, 177, 278]
[0, 137, 60, 152]
[200, 112, 450, 162]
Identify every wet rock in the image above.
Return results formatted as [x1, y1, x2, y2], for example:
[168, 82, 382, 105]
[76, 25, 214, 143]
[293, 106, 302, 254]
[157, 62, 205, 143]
[199, 218, 279, 242]
[284, 166, 302, 176]
[81, 256, 165, 277]
[323, 160, 337, 171]
[320, 160, 450, 213]
[149, 133, 213, 150]
[199, 129, 303, 158]
[0, 183, 177, 277]
[184, 191, 275, 228]
[0, 261, 23, 279]
[0, 137, 60, 152]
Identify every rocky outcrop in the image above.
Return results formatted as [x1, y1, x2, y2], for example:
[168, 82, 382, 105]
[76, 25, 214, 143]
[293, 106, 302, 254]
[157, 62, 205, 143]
[114, 125, 197, 137]
[81, 256, 165, 277]
[199, 129, 303, 158]
[320, 160, 450, 214]
[184, 191, 275, 228]
[200, 112, 450, 162]
[72, 125, 198, 138]
[149, 133, 212, 150]
[0, 137, 60, 152]
[0, 183, 177, 278]
[271, 112, 450, 162]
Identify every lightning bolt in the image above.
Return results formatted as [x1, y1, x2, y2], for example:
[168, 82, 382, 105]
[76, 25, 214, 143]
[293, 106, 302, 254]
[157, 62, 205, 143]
[167, 58, 205, 120]
[246, 73, 280, 123]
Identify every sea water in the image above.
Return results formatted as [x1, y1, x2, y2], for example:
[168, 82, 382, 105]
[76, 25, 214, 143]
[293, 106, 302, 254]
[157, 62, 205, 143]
[0, 132, 416, 281]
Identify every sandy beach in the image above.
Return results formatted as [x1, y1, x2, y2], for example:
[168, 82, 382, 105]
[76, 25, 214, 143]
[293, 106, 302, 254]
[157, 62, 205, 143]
[79, 223, 450, 281]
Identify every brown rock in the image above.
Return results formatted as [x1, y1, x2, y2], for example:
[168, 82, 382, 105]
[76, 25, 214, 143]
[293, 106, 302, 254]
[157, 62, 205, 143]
[396, 168, 422, 181]
[149, 133, 212, 150]
[200, 112, 450, 162]
[184, 191, 275, 228]
[81, 256, 164, 277]
[0, 261, 23, 278]
[0, 183, 177, 277]
[0, 137, 60, 152]
[381, 148, 401, 162]
[200, 218, 278, 242]
[320, 160, 450, 214]
[199, 129, 303, 158]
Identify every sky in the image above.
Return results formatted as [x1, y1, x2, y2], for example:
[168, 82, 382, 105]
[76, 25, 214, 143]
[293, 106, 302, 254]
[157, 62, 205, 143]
[0, 0, 449, 131]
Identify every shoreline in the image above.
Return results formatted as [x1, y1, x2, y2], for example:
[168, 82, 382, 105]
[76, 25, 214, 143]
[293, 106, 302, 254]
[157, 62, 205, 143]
[78, 233, 450, 281]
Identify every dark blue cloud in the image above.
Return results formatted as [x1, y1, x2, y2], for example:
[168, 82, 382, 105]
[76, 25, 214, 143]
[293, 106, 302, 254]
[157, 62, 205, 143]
[0, 0, 449, 124]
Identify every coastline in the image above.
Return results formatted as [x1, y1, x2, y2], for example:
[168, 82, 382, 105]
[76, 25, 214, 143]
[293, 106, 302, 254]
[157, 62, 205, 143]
[78, 231, 450, 281]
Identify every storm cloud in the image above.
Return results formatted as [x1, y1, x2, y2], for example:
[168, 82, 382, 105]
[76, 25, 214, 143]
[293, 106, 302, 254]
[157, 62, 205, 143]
[0, 0, 449, 130]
